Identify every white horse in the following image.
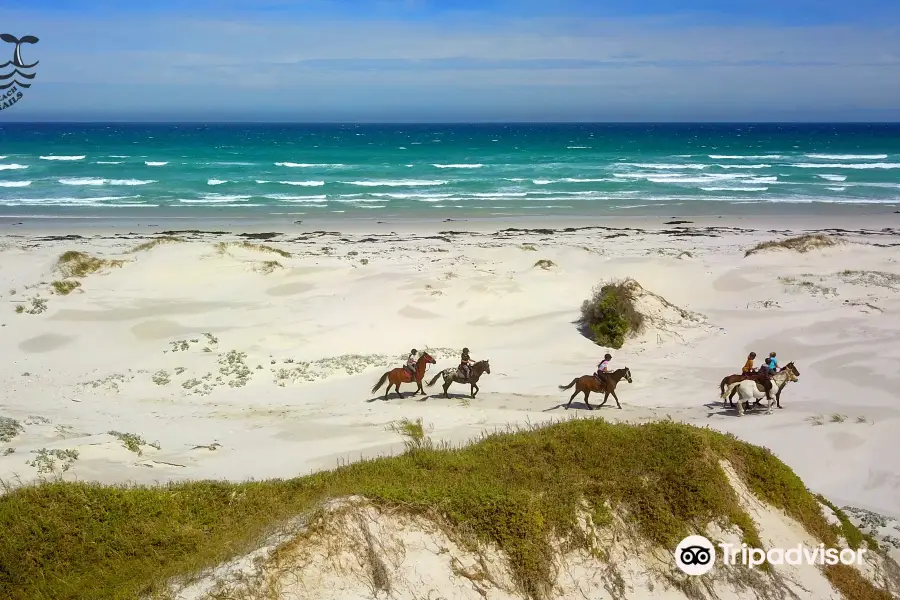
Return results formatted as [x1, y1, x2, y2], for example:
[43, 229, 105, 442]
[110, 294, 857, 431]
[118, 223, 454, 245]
[722, 367, 799, 416]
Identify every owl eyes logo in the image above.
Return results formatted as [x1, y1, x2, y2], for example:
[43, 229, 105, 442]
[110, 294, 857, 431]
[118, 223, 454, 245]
[0, 33, 39, 112]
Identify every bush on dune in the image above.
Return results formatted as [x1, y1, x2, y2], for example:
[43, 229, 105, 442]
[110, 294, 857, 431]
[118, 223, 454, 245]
[0, 419, 887, 600]
[579, 279, 646, 349]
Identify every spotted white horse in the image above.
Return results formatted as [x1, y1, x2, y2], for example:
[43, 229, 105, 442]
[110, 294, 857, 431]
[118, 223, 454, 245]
[721, 366, 799, 415]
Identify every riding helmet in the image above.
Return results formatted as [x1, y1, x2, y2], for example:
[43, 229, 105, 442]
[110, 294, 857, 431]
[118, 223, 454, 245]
[604, 353, 612, 360]
[463, 347, 469, 352]
[411, 349, 417, 354]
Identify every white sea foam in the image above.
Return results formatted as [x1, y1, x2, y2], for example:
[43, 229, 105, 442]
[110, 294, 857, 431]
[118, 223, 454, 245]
[58, 178, 156, 186]
[790, 162, 900, 169]
[145, 161, 168, 166]
[40, 155, 85, 161]
[716, 164, 771, 169]
[533, 179, 553, 185]
[58, 178, 107, 186]
[96, 161, 123, 165]
[369, 192, 452, 199]
[0, 195, 134, 206]
[0, 156, 5, 159]
[269, 195, 328, 202]
[701, 186, 769, 192]
[0, 181, 31, 187]
[275, 162, 345, 168]
[562, 177, 613, 183]
[207, 179, 229, 186]
[503, 178, 527, 182]
[278, 180, 325, 187]
[472, 192, 528, 198]
[0, 164, 29, 170]
[567, 146, 590, 149]
[431, 163, 483, 169]
[180, 195, 252, 204]
[343, 180, 447, 187]
[805, 153, 888, 160]
[625, 163, 709, 170]
[826, 187, 847, 191]
[709, 154, 783, 159]
[817, 174, 847, 182]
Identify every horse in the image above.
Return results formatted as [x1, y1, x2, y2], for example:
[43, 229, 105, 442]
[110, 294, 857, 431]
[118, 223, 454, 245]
[558, 368, 633, 410]
[721, 366, 799, 416]
[719, 362, 800, 409]
[426, 359, 491, 399]
[370, 352, 436, 400]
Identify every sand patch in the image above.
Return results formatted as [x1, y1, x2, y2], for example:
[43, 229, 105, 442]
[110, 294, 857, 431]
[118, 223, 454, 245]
[18, 333, 76, 353]
[265, 281, 315, 297]
[49, 300, 254, 322]
[398, 304, 440, 319]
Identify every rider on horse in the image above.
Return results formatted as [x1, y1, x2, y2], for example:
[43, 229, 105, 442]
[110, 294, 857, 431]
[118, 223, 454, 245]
[740, 351, 774, 401]
[459, 347, 474, 380]
[595, 353, 612, 379]
[405, 349, 418, 378]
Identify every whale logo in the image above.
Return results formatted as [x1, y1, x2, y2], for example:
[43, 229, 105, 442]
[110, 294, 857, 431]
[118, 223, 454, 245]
[0, 33, 38, 110]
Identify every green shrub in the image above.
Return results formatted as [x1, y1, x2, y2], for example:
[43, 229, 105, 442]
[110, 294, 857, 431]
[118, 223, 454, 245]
[579, 279, 645, 349]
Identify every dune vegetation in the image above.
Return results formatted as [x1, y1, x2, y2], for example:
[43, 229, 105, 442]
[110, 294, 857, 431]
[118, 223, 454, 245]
[744, 233, 842, 257]
[579, 279, 646, 349]
[0, 419, 888, 600]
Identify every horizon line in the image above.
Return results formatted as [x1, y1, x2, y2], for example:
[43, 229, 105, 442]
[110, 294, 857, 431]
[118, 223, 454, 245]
[3, 120, 900, 125]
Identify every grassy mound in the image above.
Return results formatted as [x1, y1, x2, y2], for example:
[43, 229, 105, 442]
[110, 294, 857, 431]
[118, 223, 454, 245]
[130, 236, 185, 253]
[56, 251, 126, 278]
[51, 280, 81, 295]
[0, 419, 885, 600]
[214, 241, 291, 259]
[579, 279, 645, 349]
[744, 234, 841, 257]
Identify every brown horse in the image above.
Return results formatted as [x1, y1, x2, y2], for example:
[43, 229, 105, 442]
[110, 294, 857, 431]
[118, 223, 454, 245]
[426, 359, 491, 399]
[719, 362, 800, 409]
[558, 368, 633, 410]
[371, 352, 436, 400]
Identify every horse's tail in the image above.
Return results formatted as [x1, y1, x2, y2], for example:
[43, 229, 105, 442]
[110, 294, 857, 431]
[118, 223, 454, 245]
[426, 372, 442, 387]
[719, 377, 727, 395]
[558, 378, 578, 391]
[721, 381, 740, 400]
[371, 372, 389, 394]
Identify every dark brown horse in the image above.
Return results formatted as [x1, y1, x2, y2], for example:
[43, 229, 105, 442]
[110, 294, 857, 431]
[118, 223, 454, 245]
[426, 359, 491, 399]
[719, 362, 800, 409]
[371, 352, 436, 400]
[558, 368, 633, 410]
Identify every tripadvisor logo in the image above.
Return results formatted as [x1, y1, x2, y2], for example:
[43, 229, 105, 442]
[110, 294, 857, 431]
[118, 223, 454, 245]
[0, 33, 39, 111]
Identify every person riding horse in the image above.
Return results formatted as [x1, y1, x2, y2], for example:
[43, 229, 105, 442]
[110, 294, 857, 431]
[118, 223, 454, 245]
[595, 353, 612, 380]
[459, 347, 474, 381]
[404, 349, 418, 378]
[740, 351, 774, 401]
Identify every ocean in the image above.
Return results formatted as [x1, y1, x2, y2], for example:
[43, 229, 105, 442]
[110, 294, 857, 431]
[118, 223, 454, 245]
[1, 123, 899, 220]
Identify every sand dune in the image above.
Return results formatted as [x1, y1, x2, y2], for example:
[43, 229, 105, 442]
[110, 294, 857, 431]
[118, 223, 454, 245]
[2, 218, 900, 576]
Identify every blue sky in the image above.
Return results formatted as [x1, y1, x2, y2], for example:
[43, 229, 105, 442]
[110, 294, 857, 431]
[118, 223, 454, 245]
[1, 0, 899, 121]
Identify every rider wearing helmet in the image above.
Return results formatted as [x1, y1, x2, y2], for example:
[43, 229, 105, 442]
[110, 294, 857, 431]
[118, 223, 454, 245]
[460, 347, 474, 380]
[596, 353, 612, 379]
[405, 349, 418, 377]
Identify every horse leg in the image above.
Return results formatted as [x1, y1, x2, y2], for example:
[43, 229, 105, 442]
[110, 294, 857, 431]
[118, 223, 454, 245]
[442, 378, 451, 399]
[583, 390, 593, 411]
[598, 391, 609, 408]
[736, 391, 745, 416]
[610, 389, 622, 409]
[566, 387, 579, 409]
[471, 382, 478, 399]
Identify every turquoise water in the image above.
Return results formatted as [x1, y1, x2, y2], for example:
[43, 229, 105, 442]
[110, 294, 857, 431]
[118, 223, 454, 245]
[1, 123, 899, 218]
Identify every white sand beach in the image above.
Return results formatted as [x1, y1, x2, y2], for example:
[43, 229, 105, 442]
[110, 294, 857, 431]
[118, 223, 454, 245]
[2, 215, 900, 572]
